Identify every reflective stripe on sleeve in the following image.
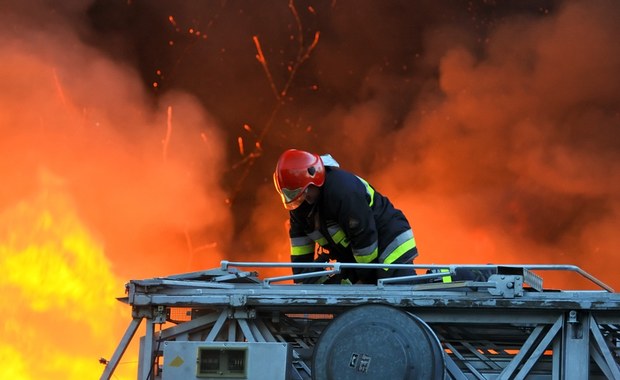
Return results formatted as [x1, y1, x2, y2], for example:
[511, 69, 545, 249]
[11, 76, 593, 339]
[353, 241, 379, 263]
[327, 225, 350, 247]
[290, 236, 314, 256]
[356, 176, 375, 207]
[291, 244, 314, 256]
[379, 229, 417, 265]
[307, 231, 328, 247]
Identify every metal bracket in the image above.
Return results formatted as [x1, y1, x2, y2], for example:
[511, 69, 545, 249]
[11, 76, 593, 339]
[568, 310, 579, 324]
[523, 268, 543, 292]
[131, 305, 167, 323]
[497, 266, 543, 292]
[230, 294, 247, 307]
[153, 305, 166, 324]
[487, 274, 523, 298]
[229, 308, 257, 320]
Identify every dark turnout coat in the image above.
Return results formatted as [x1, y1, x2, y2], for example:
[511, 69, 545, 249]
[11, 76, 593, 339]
[288, 166, 418, 283]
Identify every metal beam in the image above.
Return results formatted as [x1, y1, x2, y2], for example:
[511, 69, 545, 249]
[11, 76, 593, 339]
[205, 309, 228, 342]
[562, 311, 590, 379]
[139, 318, 155, 380]
[100, 317, 142, 380]
[497, 323, 550, 378]
[589, 315, 620, 379]
[514, 316, 563, 380]
[443, 352, 469, 380]
[443, 341, 485, 379]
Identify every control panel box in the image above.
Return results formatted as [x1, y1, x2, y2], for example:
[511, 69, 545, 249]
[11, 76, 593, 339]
[162, 341, 291, 380]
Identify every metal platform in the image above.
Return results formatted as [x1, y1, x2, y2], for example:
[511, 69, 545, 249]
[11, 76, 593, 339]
[100, 262, 620, 380]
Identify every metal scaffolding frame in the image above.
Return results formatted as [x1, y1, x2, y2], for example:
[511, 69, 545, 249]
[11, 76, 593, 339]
[101, 262, 620, 380]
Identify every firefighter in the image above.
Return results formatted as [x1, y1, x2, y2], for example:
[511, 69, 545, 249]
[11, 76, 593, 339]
[273, 149, 418, 284]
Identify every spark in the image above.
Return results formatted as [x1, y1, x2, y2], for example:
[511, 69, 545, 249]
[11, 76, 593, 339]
[162, 106, 173, 162]
[237, 136, 244, 156]
[183, 229, 194, 268]
[229, 151, 263, 171]
[252, 35, 280, 100]
[280, 0, 320, 97]
[193, 242, 217, 253]
[52, 68, 67, 107]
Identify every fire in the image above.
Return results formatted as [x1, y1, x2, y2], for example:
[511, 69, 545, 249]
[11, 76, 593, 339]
[0, 170, 135, 379]
[1, 2, 618, 378]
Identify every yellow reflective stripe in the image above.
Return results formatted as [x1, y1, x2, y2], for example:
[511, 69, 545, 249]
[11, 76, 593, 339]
[291, 244, 314, 256]
[308, 231, 328, 247]
[382, 237, 416, 265]
[379, 230, 414, 263]
[440, 268, 452, 283]
[331, 229, 350, 247]
[327, 224, 350, 248]
[356, 176, 375, 207]
[354, 247, 378, 263]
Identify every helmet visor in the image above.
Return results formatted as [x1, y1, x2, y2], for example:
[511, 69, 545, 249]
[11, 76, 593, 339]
[281, 187, 307, 210]
[273, 170, 309, 210]
[281, 187, 304, 203]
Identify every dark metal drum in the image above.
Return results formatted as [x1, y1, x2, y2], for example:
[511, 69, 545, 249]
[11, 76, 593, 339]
[312, 304, 445, 380]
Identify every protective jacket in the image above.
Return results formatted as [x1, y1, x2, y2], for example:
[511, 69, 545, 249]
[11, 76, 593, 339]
[288, 166, 417, 283]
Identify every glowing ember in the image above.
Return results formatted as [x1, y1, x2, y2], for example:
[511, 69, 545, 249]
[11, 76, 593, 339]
[237, 136, 245, 155]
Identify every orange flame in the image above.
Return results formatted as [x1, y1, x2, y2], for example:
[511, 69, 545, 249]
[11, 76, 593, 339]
[0, 170, 135, 379]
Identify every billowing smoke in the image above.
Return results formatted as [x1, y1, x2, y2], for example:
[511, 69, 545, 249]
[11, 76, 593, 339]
[1, 1, 231, 378]
[1, 0, 619, 378]
[374, 0, 620, 283]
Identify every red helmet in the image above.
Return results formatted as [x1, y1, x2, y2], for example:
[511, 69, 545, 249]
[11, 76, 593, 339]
[273, 149, 325, 210]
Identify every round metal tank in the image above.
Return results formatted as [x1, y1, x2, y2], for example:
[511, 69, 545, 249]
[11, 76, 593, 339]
[312, 304, 445, 380]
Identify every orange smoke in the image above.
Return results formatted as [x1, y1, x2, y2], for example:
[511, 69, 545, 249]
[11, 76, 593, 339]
[0, 5, 231, 379]
[272, 0, 620, 291]
[369, 1, 620, 290]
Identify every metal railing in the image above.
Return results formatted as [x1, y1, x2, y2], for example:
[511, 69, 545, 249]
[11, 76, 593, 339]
[219, 261, 615, 292]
